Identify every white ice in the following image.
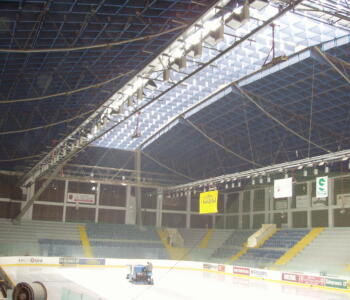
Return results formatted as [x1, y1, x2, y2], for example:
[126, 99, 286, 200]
[4, 265, 350, 300]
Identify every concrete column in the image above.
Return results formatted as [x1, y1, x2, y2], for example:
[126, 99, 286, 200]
[328, 177, 334, 227]
[94, 182, 100, 223]
[307, 181, 312, 228]
[186, 192, 191, 229]
[156, 188, 163, 227]
[269, 187, 274, 224]
[125, 185, 136, 225]
[264, 187, 269, 223]
[223, 193, 227, 229]
[62, 180, 68, 222]
[287, 196, 292, 228]
[249, 190, 254, 229]
[238, 191, 243, 229]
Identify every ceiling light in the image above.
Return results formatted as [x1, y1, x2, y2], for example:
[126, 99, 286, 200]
[163, 69, 170, 81]
[325, 166, 329, 174]
[188, 43, 203, 58]
[145, 79, 157, 91]
[205, 23, 224, 46]
[226, 2, 249, 29]
[137, 88, 143, 100]
[249, 0, 269, 10]
[303, 169, 308, 177]
[314, 168, 318, 175]
[173, 56, 187, 71]
[127, 96, 133, 107]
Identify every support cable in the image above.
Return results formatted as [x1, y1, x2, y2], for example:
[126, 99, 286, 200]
[0, 25, 187, 54]
[233, 83, 332, 153]
[183, 118, 262, 167]
[0, 154, 42, 163]
[0, 109, 95, 135]
[314, 46, 350, 85]
[141, 151, 196, 181]
[0, 70, 134, 104]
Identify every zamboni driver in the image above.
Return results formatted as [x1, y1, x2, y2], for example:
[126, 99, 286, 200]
[146, 262, 153, 272]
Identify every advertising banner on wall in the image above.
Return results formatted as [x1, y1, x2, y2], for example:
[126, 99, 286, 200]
[233, 266, 250, 276]
[316, 176, 328, 198]
[324, 278, 347, 289]
[274, 178, 292, 198]
[299, 275, 324, 286]
[199, 190, 218, 214]
[67, 192, 95, 204]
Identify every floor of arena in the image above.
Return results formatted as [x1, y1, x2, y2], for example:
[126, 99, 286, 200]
[3, 265, 350, 300]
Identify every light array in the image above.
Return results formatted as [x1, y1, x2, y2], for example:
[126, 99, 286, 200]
[94, 3, 348, 150]
[22, 0, 350, 185]
[167, 148, 350, 194]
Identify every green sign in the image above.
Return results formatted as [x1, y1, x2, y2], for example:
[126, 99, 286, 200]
[316, 176, 328, 198]
[325, 278, 347, 289]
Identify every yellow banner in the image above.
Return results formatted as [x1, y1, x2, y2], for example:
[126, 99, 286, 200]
[199, 190, 218, 214]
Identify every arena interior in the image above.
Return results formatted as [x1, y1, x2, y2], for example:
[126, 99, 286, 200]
[0, 0, 350, 299]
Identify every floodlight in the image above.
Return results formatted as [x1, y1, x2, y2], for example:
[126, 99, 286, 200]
[205, 23, 224, 46]
[173, 56, 187, 71]
[187, 43, 203, 58]
[249, 0, 269, 10]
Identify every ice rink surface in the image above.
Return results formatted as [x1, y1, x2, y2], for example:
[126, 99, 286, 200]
[4, 265, 350, 300]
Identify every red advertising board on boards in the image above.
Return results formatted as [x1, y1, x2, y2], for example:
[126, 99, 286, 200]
[218, 265, 225, 272]
[282, 272, 300, 282]
[299, 275, 325, 286]
[233, 266, 250, 276]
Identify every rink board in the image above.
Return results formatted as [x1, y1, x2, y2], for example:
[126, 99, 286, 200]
[0, 256, 349, 299]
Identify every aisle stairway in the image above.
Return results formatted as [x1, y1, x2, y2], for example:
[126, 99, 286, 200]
[233, 229, 309, 268]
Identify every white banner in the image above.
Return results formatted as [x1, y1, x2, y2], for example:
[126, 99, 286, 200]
[67, 192, 95, 204]
[274, 177, 292, 198]
[316, 176, 328, 198]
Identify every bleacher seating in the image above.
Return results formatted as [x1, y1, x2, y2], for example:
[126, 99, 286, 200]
[0, 219, 83, 256]
[86, 223, 159, 241]
[178, 229, 233, 262]
[210, 230, 254, 262]
[233, 229, 309, 268]
[284, 227, 350, 276]
[261, 229, 309, 249]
